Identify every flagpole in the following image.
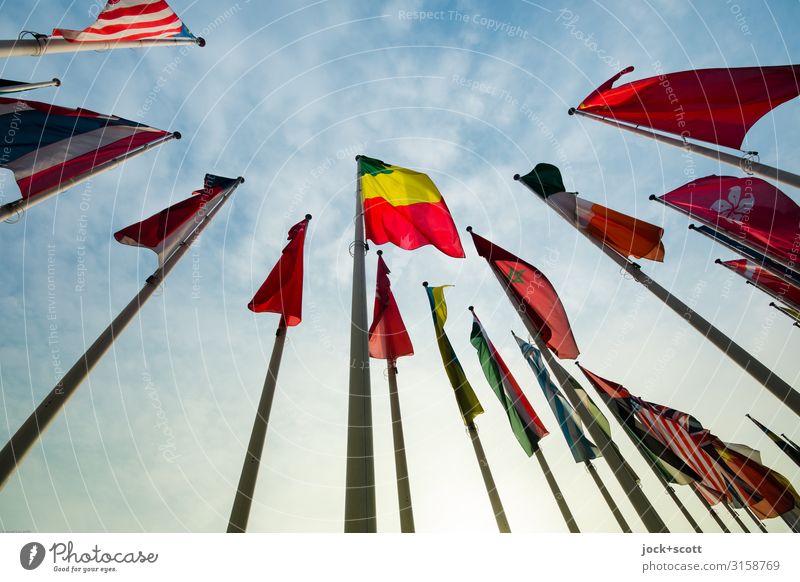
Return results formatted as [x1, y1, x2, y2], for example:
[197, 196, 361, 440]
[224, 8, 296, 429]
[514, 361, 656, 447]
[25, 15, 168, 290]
[741, 505, 769, 533]
[515, 178, 800, 418]
[0, 36, 205, 58]
[723, 502, 752, 532]
[583, 460, 632, 532]
[0, 78, 60, 93]
[344, 155, 376, 532]
[770, 303, 800, 327]
[569, 108, 800, 191]
[716, 260, 800, 310]
[0, 176, 243, 490]
[0, 132, 180, 223]
[466, 421, 511, 533]
[691, 487, 731, 532]
[529, 449, 579, 532]
[386, 358, 415, 533]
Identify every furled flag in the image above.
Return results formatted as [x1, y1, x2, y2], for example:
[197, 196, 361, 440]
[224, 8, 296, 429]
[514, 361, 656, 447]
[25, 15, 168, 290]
[358, 155, 465, 258]
[247, 215, 311, 326]
[468, 228, 579, 359]
[368, 253, 414, 360]
[0, 97, 171, 200]
[659, 175, 800, 266]
[746, 414, 800, 468]
[424, 285, 484, 424]
[115, 174, 239, 264]
[513, 332, 599, 463]
[718, 259, 800, 312]
[577, 364, 702, 486]
[52, 0, 197, 43]
[577, 65, 800, 149]
[519, 163, 665, 261]
[469, 312, 548, 456]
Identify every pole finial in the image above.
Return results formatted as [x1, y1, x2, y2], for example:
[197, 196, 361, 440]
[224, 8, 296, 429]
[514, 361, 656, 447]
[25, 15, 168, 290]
[172, 131, 182, 140]
[305, 213, 312, 220]
[568, 107, 577, 116]
[52, 78, 61, 86]
[688, 224, 697, 231]
[197, 37, 206, 47]
[648, 194, 656, 201]
[355, 155, 362, 161]
[422, 281, 429, 287]
[468, 305, 474, 311]
[466, 226, 473, 232]
[513, 174, 520, 181]
[714, 259, 721, 264]
[376, 249, 383, 256]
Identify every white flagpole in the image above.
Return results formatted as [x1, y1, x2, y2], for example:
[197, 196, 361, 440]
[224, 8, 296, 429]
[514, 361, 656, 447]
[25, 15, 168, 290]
[0, 176, 243, 490]
[466, 421, 511, 533]
[344, 156, 376, 532]
[535, 449, 580, 532]
[584, 459, 632, 532]
[0, 132, 180, 223]
[0, 78, 60, 93]
[0, 36, 204, 59]
[569, 108, 800, 191]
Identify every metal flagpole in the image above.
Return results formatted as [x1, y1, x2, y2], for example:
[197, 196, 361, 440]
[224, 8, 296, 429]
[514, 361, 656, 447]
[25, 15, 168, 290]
[227, 319, 288, 533]
[584, 460, 632, 532]
[569, 108, 800, 191]
[344, 156, 376, 532]
[723, 501, 753, 532]
[515, 177, 800, 418]
[741, 505, 769, 533]
[0, 132, 180, 223]
[0, 176, 243, 489]
[534, 449, 580, 532]
[691, 487, 731, 532]
[770, 303, 800, 327]
[0, 36, 205, 58]
[466, 421, 511, 533]
[0, 78, 60, 94]
[386, 358, 415, 533]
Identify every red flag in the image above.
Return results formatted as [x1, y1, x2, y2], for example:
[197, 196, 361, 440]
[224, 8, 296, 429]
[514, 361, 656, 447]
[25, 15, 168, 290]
[658, 175, 800, 265]
[248, 216, 311, 326]
[368, 254, 414, 360]
[578, 65, 800, 149]
[469, 229, 579, 359]
[720, 259, 800, 311]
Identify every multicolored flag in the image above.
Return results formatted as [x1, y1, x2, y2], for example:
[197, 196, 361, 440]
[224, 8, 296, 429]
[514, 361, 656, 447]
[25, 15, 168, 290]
[247, 216, 311, 326]
[0, 97, 171, 200]
[424, 285, 483, 424]
[658, 175, 800, 266]
[469, 228, 579, 359]
[513, 333, 599, 462]
[52, 0, 196, 43]
[358, 155, 465, 258]
[469, 312, 548, 456]
[115, 174, 238, 264]
[519, 163, 665, 262]
[577, 65, 800, 149]
[719, 259, 800, 312]
[746, 414, 800, 468]
[368, 254, 414, 360]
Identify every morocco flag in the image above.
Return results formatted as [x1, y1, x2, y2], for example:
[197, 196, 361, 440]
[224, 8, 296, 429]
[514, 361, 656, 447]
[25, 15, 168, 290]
[359, 155, 465, 258]
[368, 253, 414, 360]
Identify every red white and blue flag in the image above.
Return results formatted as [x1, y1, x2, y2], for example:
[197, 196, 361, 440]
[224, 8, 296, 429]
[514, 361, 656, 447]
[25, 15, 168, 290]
[52, 0, 195, 43]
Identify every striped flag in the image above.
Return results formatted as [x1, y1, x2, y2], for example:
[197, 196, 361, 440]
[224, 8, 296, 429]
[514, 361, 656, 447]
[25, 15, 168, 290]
[52, 0, 196, 43]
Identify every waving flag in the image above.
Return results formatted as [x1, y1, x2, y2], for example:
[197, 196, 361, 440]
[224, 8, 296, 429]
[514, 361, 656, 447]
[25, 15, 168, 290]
[368, 254, 413, 360]
[0, 97, 171, 200]
[746, 414, 800, 468]
[719, 259, 800, 312]
[469, 228, 579, 359]
[520, 163, 665, 261]
[248, 216, 311, 326]
[52, 0, 196, 43]
[359, 155, 465, 258]
[469, 312, 548, 456]
[577, 65, 800, 149]
[115, 174, 238, 264]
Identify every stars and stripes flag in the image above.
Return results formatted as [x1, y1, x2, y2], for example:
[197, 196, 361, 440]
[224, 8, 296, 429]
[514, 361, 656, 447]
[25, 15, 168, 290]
[52, 0, 196, 43]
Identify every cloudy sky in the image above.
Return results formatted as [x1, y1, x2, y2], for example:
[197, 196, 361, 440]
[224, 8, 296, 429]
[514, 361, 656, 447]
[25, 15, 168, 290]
[1, 0, 799, 533]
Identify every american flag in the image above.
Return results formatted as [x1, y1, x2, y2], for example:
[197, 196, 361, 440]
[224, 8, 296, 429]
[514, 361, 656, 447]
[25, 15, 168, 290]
[52, 0, 195, 43]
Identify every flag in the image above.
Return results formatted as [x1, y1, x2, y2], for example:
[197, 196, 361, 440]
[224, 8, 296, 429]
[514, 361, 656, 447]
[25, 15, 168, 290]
[424, 285, 483, 424]
[772, 303, 800, 324]
[659, 175, 800, 265]
[368, 254, 413, 359]
[359, 155, 465, 258]
[577, 65, 800, 149]
[0, 97, 170, 200]
[469, 229, 579, 359]
[115, 174, 237, 264]
[513, 332, 599, 462]
[520, 163, 665, 261]
[578, 364, 702, 485]
[746, 414, 800, 468]
[52, 0, 196, 43]
[469, 313, 548, 456]
[720, 259, 800, 312]
[247, 216, 311, 326]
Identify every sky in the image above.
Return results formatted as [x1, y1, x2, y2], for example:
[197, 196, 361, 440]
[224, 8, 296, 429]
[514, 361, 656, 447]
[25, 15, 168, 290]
[0, 0, 799, 533]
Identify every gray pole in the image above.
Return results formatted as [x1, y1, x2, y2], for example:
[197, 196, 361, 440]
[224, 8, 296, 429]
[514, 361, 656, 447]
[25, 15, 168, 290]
[0, 78, 60, 94]
[386, 359, 415, 533]
[691, 487, 731, 532]
[584, 460, 632, 532]
[0, 36, 204, 58]
[0, 177, 242, 489]
[569, 108, 800, 191]
[723, 501, 752, 532]
[534, 449, 580, 532]
[467, 421, 511, 533]
[227, 320, 288, 533]
[515, 177, 800, 418]
[344, 156, 376, 532]
[0, 132, 180, 223]
[741, 504, 769, 533]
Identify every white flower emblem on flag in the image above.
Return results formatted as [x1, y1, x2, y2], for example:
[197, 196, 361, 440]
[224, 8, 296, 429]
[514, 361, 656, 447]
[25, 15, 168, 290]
[709, 186, 755, 223]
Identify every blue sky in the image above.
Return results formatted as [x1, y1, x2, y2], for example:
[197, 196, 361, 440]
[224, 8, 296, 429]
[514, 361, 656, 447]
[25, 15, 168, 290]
[1, 0, 799, 533]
